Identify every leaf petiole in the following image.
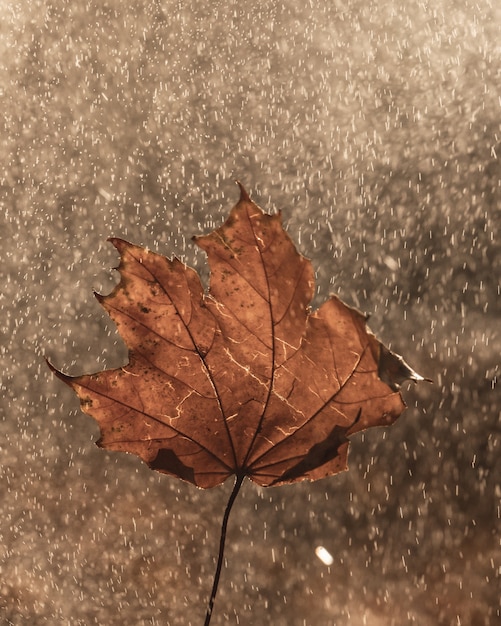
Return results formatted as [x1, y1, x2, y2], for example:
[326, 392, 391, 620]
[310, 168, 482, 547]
[204, 473, 245, 626]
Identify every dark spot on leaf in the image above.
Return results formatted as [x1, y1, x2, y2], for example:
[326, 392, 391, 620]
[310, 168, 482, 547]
[149, 448, 196, 484]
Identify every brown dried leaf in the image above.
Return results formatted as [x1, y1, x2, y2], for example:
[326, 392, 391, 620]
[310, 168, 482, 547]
[48, 184, 426, 488]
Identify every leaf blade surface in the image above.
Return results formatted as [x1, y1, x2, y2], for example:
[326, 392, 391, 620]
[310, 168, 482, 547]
[50, 185, 425, 488]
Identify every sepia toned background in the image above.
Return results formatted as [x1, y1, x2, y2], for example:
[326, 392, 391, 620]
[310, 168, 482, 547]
[1, 0, 500, 624]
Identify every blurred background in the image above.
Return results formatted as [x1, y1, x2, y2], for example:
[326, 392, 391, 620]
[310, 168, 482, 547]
[1, 0, 500, 624]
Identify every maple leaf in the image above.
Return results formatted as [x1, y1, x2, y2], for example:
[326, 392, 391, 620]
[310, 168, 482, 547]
[48, 183, 424, 487]
[48, 182, 427, 624]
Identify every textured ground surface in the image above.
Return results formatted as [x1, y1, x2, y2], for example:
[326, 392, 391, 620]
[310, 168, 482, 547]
[1, 1, 500, 624]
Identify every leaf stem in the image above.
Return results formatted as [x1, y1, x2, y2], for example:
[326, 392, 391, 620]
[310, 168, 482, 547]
[204, 473, 245, 626]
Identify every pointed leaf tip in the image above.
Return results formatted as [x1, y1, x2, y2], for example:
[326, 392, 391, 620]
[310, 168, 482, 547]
[46, 358, 72, 384]
[235, 180, 251, 203]
[107, 237, 128, 252]
[377, 345, 432, 391]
